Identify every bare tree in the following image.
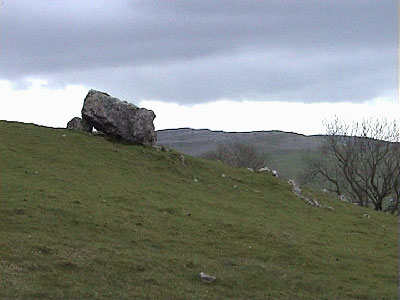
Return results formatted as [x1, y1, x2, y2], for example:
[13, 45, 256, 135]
[306, 117, 400, 211]
[202, 142, 267, 170]
[386, 152, 400, 213]
[202, 143, 233, 165]
[300, 142, 348, 195]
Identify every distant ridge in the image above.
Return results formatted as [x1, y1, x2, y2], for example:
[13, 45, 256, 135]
[156, 128, 327, 180]
[157, 127, 317, 136]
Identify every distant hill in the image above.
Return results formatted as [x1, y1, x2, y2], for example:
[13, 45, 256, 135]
[0, 120, 396, 299]
[157, 128, 327, 180]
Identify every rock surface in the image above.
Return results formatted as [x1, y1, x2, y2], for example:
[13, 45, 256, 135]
[288, 179, 334, 210]
[199, 272, 216, 283]
[81, 90, 156, 146]
[67, 117, 93, 132]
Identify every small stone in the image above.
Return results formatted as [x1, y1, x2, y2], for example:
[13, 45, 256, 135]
[257, 166, 270, 172]
[179, 154, 185, 166]
[161, 146, 169, 152]
[221, 174, 226, 178]
[271, 170, 279, 177]
[199, 272, 216, 283]
[92, 131, 104, 136]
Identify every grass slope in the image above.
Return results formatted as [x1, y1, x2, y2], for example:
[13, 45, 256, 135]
[0, 121, 397, 300]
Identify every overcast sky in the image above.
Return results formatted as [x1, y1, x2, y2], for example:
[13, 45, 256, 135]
[0, 0, 398, 134]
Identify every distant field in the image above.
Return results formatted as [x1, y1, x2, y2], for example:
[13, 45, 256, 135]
[0, 121, 397, 299]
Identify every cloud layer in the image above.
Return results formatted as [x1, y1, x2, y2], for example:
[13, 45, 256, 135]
[0, 0, 397, 104]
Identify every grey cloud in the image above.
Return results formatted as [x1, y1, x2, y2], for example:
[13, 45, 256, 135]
[0, 0, 397, 104]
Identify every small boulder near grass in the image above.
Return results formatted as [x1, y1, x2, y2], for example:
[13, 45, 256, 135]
[199, 272, 216, 283]
[67, 117, 93, 132]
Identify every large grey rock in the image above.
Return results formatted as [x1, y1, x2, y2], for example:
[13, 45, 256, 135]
[67, 117, 93, 132]
[81, 90, 157, 146]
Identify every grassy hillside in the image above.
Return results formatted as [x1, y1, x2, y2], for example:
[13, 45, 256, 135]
[0, 121, 397, 299]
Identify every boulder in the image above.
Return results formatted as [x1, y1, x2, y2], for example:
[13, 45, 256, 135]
[66, 117, 93, 132]
[81, 90, 157, 146]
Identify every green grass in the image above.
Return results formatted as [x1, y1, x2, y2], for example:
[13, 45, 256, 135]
[0, 121, 397, 299]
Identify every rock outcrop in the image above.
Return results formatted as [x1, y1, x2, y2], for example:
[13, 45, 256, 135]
[288, 179, 333, 210]
[66, 117, 93, 132]
[81, 90, 157, 146]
